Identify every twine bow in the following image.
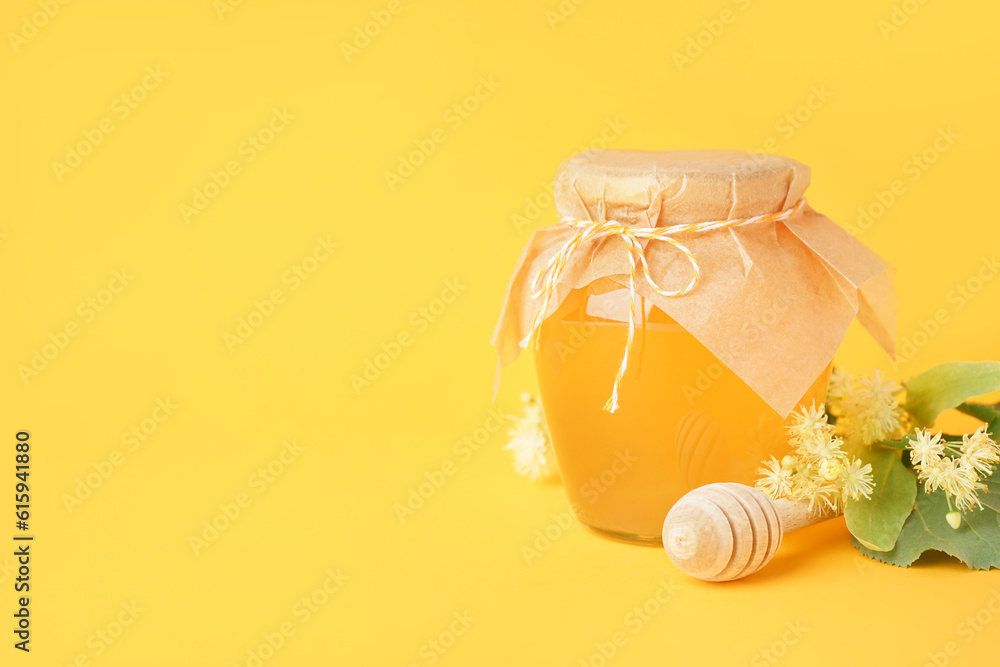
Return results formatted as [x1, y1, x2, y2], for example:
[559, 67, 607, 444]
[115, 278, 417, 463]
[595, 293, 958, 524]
[520, 198, 806, 413]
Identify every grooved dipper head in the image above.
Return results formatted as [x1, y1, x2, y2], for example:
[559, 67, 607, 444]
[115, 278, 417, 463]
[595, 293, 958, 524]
[662, 483, 783, 582]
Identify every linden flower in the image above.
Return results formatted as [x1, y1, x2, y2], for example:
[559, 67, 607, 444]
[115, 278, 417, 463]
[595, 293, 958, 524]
[787, 402, 832, 445]
[817, 458, 842, 481]
[921, 457, 982, 511]
[505, 394, 558, 481]
[790, 474, 842, 514]
[756, 457, 794, 498]
[756, 403, 874, 514]
[908, 427, 999, 516]
[825, 367, 855, 416]
[800, 428, 845, 462]
[909, 428, 945, 468]
[835, 370, 904, 447]
[856, 369, 901, 402]
[838, 458, 875, 501]
[961, 427, 1000, 477]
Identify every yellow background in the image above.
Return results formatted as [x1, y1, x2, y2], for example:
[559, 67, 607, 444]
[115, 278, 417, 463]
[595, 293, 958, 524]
[3, 0, 1000, 665]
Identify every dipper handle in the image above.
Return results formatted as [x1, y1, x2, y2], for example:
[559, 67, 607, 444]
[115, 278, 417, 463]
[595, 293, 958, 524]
[662, 482, 836, 582]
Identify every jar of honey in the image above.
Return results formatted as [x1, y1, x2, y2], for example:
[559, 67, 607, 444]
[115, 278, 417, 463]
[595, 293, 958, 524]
[492, 150, 896, 544]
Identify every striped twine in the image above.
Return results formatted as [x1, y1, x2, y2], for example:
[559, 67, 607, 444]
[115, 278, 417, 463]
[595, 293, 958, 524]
[520, 198, 806, 413]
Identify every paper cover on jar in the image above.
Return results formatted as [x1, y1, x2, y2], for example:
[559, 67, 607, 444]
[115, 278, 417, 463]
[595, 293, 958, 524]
[491, 149, 897, 418]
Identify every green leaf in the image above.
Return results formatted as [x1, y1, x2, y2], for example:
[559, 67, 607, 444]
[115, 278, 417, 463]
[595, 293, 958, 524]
[903, 361, 1000, 427]
[955, 402, 1000, 432]
[852, 485, 1000, 570]
[980, 458, 1000, 513]
[844, 447, 917, 551]
[954, 402, 1000, 512]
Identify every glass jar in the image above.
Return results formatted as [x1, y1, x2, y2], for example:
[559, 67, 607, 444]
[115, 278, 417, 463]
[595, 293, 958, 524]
[492, 150, 896, 547]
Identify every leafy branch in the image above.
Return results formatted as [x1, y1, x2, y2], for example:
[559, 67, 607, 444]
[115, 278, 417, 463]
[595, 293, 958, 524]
[844, 361, 1000, 568]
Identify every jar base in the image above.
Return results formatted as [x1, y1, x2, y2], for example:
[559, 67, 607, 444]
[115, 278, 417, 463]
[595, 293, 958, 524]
[582, 523, 663, 547]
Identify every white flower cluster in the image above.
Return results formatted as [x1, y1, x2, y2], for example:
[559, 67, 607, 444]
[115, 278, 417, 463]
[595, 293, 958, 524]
[828, 368, 905, 447]
[908, 427, 999, 513]
[505, 393, 559, 481]
[756, 403, 874, 514]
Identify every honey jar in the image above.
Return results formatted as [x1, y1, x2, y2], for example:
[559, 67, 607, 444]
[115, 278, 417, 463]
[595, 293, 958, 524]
[493, 150, 896, 544]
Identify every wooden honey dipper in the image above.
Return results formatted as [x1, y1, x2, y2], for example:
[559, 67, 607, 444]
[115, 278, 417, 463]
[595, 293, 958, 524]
[662, 482, 837, 582]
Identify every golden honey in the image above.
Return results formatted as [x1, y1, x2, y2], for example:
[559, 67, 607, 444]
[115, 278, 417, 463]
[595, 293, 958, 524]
[535, 286, 830, 543]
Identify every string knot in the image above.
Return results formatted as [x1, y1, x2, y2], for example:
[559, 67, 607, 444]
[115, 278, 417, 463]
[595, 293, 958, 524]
[520, 198, 806, 413]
